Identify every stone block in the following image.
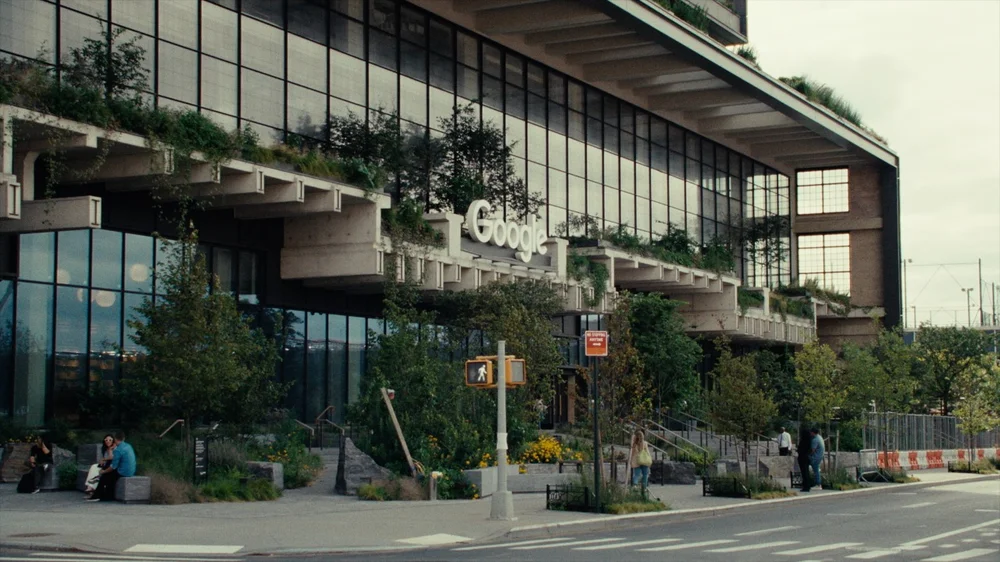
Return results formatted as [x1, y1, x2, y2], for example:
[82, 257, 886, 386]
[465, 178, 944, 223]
[335, 437, 391, 495]
[115, 476, 151, 504]
[522, 463, 558, 475]
[51, 445, 74, 466]
[660, 461, 697, 485]
[76, 443, 102, 466]
[1, 443, 31, 483]
[507, 473, 576, 493]
[247, 461, 284, 491]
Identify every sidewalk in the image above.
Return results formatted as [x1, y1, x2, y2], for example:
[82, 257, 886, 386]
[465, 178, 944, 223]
[0, 470, 994, 556]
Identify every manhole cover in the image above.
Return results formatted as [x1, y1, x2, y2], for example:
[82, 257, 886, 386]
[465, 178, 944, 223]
[10, 533, 57, 538]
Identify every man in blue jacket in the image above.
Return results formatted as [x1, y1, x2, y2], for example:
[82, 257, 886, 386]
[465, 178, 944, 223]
[89, 431, 136, 502]
[809, 427, 825, 490]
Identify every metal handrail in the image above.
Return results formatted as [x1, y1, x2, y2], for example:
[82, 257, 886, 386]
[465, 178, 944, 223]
[314, 406, 336, 425]
[293, 420, 316, 452]
[158, 419, 185, 439]
[643, 420, 712, 457]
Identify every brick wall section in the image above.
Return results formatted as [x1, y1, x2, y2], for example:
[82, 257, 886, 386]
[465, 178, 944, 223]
[794, 164, 888, 346]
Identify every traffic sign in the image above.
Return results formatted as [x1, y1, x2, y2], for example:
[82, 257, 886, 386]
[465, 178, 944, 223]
[465, 359, 493, 387]
[584, 330, 609, 357]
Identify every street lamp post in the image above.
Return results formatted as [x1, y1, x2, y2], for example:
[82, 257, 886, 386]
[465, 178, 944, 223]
[961, 288, 974, 328]
[902, 259, 912, 329]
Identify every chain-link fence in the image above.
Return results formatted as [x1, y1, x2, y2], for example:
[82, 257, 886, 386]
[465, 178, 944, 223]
[863, 413, 1000, 451]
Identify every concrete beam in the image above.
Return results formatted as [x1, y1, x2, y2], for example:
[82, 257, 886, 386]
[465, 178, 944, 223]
[105, 162, 222, 191]
[728, 126, 805, 140]
[618, 70, 714, 90]
[235, 189, 341, 219]
[685, 102, 773, 120]
[582, 55, 696, 82]
[615, 265, 663, 283]
[15, 133, 99, 154]
[186, 168, 264, 198]
[0, 195, 101, 233]
[62, 150, 174, 182]
[211, 178, 306, 207]
[777, 153, 868, 167]
[1, 177, 22, 219]
[565, 44, 667, 66]
[725, 130, 818, 144]
[453, 0, 546, 12]
[635, 78, 729, 96]
[546, 34, 647, 55]
[475, 1, 607, 34]
[281, 242, 382, 280]
[752, 138, 846, 159]
[523, 22, 631, 45]
[699, 112, 798, 134]
[648, 88, 752, 111]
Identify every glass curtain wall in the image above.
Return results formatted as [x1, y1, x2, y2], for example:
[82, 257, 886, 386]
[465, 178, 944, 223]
[0, 0, 791, 286]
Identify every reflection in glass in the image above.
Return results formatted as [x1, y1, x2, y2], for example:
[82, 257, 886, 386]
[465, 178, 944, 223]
[242, 16, 285, 76]
[347, 316, 365, 404]
[123, 293, 147, 355]
[125, 234, 153, 293]
[0, 280, 12, 417]
[56, 230, 90, 286]
[287, 35, 327, 91]
[201, 56, 238, 115]
[14, 282, 53, 426]
[327, 315, 347, 423]
[54, 286, 88, 422]
[241, 70, 284, 128]
[158, 0, 197, 48]
[282, 310, 306, 415]
[201, 3, 238, 62]
[306, 312, 327, 420]
[20, 232, 54, 283]
[91, 230, 123, 290]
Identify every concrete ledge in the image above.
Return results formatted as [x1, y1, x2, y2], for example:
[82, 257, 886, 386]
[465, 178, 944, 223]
[114, 476, 151, 504]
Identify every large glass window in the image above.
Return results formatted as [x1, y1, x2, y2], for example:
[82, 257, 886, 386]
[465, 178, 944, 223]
[241, 16, 285, 77]
[158, 0, 197, 48]
[798, 233, 851, 294]
[796, 168, 849, 215]
[327, 314, 347, 423]
[158, 42, 198, 104]
[20, 232, 54, 283]
[14, 282, 53, 426]
[306, 312, 327, 419]
[0, 280, 13, 417]
[347, 316, 365, 404]
[201, 3, 237, 62]
[54, 286, 88, 422]
[242, 69, 285, 128]
[0, 0, 56, 62]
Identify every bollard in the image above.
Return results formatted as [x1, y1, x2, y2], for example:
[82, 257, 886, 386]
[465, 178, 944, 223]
[430, 471, 442, 501]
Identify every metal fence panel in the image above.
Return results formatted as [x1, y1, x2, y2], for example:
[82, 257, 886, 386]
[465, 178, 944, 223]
[863, 413, 999, 451]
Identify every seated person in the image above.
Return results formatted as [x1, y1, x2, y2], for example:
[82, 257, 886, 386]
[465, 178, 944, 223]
[26, 435, 54, 494]
[83, 434, 116, 500]
[89, 431, 136, 502]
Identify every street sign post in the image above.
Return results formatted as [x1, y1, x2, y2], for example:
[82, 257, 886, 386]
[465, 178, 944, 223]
[584, 330, 608, 513]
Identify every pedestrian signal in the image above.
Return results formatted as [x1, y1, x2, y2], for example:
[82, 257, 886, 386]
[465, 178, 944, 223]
[465, 359, 493, 387]
[506, 358, 526, 386]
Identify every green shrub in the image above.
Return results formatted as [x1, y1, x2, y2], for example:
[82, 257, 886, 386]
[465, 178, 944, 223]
[949, 460, 997, 474]
[148, 471, 196, 505]
[880, 468, 918, 483]
[988, 457, 1000, 470]
[57, 462, 78, 490]
[241, 478, 281, 501]
[131, 434, 191, 482]
[199, 476, 242, 502]
[358, 483, 390, 501]
[357, 476, 426, 501]
[207, 440, 248, 473]
[822, 467, 863, 491]
[605, 500, 668, 514]
[752, 490, 797, 500]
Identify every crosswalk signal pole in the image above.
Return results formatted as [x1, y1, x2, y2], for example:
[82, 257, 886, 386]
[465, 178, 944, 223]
[490, 340, 515, 520]
[592, 357, 601, 514]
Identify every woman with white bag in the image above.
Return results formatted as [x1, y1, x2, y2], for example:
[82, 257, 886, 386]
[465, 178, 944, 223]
[83, 434, 115, 499]
[629, 429, 652, 490]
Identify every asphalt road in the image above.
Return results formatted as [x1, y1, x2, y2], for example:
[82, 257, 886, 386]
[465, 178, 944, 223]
[350, 480, 1000, 562]
[0, 481, 997, 562]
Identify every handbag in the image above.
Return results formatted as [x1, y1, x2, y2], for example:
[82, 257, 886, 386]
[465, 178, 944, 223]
[637, 448, 652, 467]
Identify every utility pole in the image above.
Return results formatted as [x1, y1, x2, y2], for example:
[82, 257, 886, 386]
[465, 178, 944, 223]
[978, 258, 983, 326]
[961, 288, 974, 328]
[490, 340, 514, 520]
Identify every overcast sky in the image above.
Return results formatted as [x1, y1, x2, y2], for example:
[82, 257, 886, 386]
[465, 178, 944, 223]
[749, 0, 1000, 329]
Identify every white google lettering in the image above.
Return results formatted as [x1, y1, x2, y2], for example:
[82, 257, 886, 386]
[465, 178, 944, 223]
[465, 200, 547, 264]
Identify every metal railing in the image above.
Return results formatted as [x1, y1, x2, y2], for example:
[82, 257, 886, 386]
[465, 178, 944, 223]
[864, 412, 1000, 451]
[157, 419, 185, 439]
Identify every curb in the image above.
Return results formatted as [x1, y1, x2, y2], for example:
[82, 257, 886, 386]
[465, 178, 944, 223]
[503, 473, 1000, 541]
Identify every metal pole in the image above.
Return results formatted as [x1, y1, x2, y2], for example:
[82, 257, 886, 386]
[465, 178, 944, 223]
[490, 340, 514, 520]
[902, 258, 908, 329]
[978, 259, 983, 326]
[593, 358, 601, 514]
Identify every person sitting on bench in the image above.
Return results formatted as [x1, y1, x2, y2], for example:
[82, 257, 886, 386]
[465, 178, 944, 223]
[88, 432, 136, 502]
[83, 434, 116, 500]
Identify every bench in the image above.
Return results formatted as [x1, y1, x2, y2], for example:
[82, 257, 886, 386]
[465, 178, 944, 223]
[115, 476, 151, 504]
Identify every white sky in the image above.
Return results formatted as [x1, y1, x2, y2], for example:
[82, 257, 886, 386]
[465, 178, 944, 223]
[749, 0, 1000, 328]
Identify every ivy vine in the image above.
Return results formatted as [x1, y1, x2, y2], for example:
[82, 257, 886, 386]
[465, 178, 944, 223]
[567, 251, 609, 308]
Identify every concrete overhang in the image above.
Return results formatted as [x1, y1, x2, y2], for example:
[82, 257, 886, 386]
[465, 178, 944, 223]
[417, 0, 898, 173]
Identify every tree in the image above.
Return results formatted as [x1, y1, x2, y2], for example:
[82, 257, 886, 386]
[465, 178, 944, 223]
[953, 355, 1000, 464]
[628, 293, 702, 414]
[914, 326, 994, 415]
[125, 231, 286, 440]
[793, 340, 845, 438]
[598, 293, 653, 445]
[754, 349, 801, 424]
[417, 104, 542, 218]
[63, 26, 148, 102]
[709, 340, 777, 476]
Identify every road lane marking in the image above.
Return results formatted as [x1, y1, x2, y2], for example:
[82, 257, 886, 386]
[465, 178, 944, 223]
[510, 538, 622, 550]
[847, 550, 905, 559]
[638, 539, 737, 551]
[396, 533, 471, 546]
[452, 538, 571, 551]
[902, 519, 1000, 546]
[922, 549, 998, 561]
[893, 492, 918, 495]
[704, 540, 799, 553]
[125, 545, 243, 555]
[574, 538, 682, 550]
[736, 525, 800, 536]
[974, 509, 999, 513]
[902, 502, 937, 509]
[30, 554, 239, 561]
[774, 542, 864, 555]
[960, 539, 980, 543]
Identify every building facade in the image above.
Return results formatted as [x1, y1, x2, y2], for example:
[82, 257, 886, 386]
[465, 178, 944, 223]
[0, 0, 901, 427]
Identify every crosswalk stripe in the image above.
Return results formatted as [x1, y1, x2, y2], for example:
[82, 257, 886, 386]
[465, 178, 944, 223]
[4, 558, 240, 562]
[736, 525, 800, 536]
[638, 539, 737, 552]
[452, 538, 571, 551]
[774, 542, 864, 555]
[510, 538, 622, 550]
[125, 545, 242, 555]
[847, 550, 904, 559]
[574, 538, 682, 550]
[902, 519, 1000, 546]
[902, 502, 937, 509]
[704, 540, 799, 553]
[922, 549, 998, 561]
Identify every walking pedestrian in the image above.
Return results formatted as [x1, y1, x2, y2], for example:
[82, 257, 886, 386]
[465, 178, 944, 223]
[796, 426, 812, 492]
[777, 427, 792, 456]
[629, 429, 652, 491]
[809, 427, 825, 490]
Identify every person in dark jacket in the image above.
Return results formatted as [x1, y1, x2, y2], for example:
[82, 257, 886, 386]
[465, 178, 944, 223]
[28, 435, 54, 494]
[796, 426, 812, 492]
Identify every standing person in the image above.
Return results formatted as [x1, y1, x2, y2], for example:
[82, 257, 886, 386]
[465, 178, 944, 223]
[83, 434, 116, 500]
[809, 427, 825, 490]
[796, 427, 812, 492]
[89, 432, 136, 502]
[777, 427, 792, 456]
[629, 429, 652, 490]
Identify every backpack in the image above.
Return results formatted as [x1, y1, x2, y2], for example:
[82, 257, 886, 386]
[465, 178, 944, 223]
[16, 471, 34, 493]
